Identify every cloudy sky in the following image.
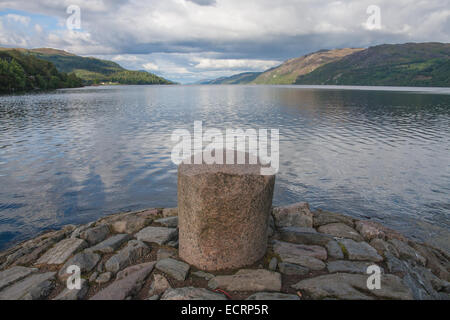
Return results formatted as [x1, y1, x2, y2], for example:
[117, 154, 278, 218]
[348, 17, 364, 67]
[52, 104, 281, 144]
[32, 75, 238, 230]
[0, 0, 449, 83]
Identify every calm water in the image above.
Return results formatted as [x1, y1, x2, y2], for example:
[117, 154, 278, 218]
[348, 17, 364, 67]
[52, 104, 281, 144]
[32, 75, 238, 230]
[0, 85, 449, 251]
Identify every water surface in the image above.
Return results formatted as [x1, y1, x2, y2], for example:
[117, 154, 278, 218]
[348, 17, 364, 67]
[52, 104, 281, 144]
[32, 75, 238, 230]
[0, 85, 449, 251]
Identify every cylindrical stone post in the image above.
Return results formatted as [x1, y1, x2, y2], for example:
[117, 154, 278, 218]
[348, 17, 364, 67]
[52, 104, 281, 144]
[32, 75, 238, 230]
[178, 152, 276, 271]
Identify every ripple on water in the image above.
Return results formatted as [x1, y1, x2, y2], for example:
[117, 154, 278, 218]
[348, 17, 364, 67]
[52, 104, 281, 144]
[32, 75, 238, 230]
[0, 85, 449, 251]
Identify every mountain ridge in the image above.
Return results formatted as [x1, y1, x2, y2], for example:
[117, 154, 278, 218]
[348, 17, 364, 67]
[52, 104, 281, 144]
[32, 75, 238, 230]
[0, 47, 173, 85]
[203, 42, 449, 87]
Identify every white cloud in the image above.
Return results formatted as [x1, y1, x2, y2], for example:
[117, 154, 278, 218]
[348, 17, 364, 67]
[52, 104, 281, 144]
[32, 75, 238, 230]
[34, 24, 43, 33]
[0, 0, 448, 83]
[142, 62, 159, 71]
[5, 14, 30, 25]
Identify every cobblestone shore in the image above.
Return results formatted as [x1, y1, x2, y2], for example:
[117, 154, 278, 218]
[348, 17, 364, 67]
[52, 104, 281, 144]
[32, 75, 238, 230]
[0, 203, 449, 300]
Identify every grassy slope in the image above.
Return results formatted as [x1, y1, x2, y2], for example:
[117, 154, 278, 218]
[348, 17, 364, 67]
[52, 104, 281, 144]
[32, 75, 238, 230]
[250, 48, 363, 84]
[295, 43, 450, 87]
[11, 48, 173, 85]
[0, 49, 83, 92]
[201, 72, 261, 84]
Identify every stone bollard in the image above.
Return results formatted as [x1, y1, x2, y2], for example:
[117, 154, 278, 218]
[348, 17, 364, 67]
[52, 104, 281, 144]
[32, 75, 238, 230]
[178, 151, 276, 271]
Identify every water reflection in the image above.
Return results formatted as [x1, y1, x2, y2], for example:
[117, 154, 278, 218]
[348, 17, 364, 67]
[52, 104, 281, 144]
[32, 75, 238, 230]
[0, 85, 449, 251]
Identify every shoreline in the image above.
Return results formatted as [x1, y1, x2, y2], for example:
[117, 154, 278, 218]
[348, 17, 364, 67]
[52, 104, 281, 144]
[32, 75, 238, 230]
[0, 203, 449, 300]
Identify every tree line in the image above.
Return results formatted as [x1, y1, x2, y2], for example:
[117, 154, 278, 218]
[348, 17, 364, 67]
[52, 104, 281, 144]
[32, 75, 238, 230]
[0, 50, 83, 93]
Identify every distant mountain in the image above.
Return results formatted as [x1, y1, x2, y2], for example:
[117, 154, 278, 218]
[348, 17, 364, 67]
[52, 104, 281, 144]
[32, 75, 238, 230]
[0, 49, 83, 93]
[0, 47, 173, 85]
[202, 48, 363, 85]
[200, 72, 261, 84]
[295, 43, 450, 87]
[251, 48, 363, 85]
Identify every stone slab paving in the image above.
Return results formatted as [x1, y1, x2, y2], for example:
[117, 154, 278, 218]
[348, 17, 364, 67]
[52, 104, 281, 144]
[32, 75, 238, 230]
[0, 266, 38, 291]
[0, 203, 449, 300]
[155, 258, 190, 281]
[161, 287, 226, 300]
[272, 240, 327, 270]
[54, 279, 88, 300]
[155, 216, 178, 228]
[208, 269, 282, 292]
[135, 226, 177, 245]
[338, 239, 383, 262]
[105, 240, 150, 273]
[58, 251, 101, 280]
[91, 262, 155, 300]
[246, 292, 300, 300]
[292, 273, 413, 300]
[86, 234, 131, 254]
[272, 202, 313, 228]
[0, 272, 56, 300]
[318, 223, 364, 241]
[327, 260, 384, 274]
[80, 224, 110, 245]
[36, 238, 87, 265]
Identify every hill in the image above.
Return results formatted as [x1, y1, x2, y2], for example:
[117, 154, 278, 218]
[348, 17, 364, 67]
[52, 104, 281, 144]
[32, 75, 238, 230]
[0, 49, 83, 93]
[200, 72, 261, 84]
[0, 48, 173, 85]
[202, 48, 363, 85]
[295, 43, 450, 87]
[251, 48, 363, 84]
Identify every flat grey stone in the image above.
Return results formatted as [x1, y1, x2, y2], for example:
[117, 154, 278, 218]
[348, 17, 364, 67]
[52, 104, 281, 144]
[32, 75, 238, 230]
[292, 273, 413, 300]
[8, 238, 58, 266]
[89, 272, 98, 283]
[0, 272, 56, 300]
[338, 239, 383, 262]
[191, 271, 215, 280]
[327, 260, 384, 274]
[110, 215, 151, 234]
[272, 240, 327, 260]
[95, 272, 112, 284]
[0, 266, 38, 291]
[80, 224, 110, 246]
[155, 216, 178, 228]
[246, 292, 300, 300]
[156, 248, 177, 260]
[148, 274, 171, 296]
[313, 209, 354, 228]
[318, 223, 363, 241]
[86, 234, 131, 253]
[53, 279, 88, 300]
[370, 238, 399, 257]
[155, 258, 190, 281]
[272, 240, 326, 270]
[326, 240, 344, 259]
[208, 269, 282, 292]
[388, 239, 426, 265]
[58, 251, 101, 279]
[71, 222, 95, 238]
[105, 240, 150, 273]
[135, 226, 177, 245]
[355, 220, 387, 241]
[272, 202, 313, 228]
[161, 287, 226, 300]
[278, 226, 334, 246]
[385, 252, 408, 274]
[278, 262, 309, 276]
[36, 238, 87, 265]
[91, 262, 155, 300]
